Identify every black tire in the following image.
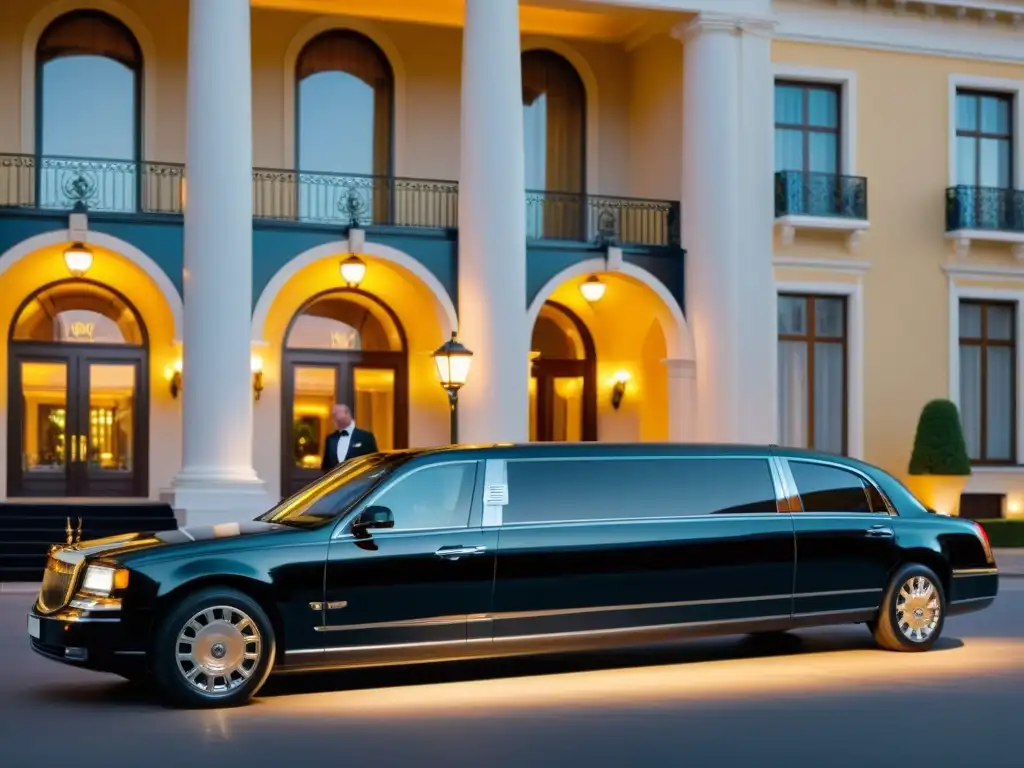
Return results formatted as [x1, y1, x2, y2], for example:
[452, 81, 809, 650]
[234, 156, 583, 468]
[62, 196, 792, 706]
[871, 563, 946, 652]
[152, 586, 276, 709]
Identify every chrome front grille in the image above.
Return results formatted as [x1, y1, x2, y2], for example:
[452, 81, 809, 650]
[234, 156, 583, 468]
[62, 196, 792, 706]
[38, 554, 79, 613]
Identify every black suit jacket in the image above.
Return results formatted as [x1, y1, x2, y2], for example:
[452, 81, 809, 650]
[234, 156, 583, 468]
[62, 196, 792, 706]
[321, 427, 378, 472]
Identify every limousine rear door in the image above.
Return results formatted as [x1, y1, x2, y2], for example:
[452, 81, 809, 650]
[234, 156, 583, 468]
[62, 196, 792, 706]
[317, 459, 497, 667]
[488, 454, 796, 646]
[778, 457, 899, 619]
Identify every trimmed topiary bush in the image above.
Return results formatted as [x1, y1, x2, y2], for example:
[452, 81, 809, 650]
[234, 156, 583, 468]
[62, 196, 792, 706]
[908, 399, 971, 476]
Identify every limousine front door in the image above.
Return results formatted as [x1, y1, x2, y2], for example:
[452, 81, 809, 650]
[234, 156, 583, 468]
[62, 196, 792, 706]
[319, 460, 496, 665]
[490, 455, 795, 645]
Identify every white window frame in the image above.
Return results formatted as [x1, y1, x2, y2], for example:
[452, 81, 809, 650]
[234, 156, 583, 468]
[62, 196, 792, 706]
[945, 267, 1024, 470]
[946, 75, 1024, 259]
[774, 276, 865, 460]
[772, 64, 858, 178]
[772, 65, 867, 249]
[947, 74, 1024, 189]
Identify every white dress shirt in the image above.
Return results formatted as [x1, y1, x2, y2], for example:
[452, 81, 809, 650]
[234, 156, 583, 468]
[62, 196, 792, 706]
[335, 422, 356, 464]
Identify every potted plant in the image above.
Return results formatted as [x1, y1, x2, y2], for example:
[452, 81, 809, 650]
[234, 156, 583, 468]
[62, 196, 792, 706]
[904, 399, 971, 516]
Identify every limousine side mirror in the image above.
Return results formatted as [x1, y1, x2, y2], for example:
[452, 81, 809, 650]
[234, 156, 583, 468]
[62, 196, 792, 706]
[352, 505, 395, 536]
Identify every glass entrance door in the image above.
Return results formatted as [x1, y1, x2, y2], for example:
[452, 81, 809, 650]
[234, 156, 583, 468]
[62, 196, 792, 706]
[282, 352, 407, 498]
[8, 349, 146, 497]
[12, 358, 71, 496]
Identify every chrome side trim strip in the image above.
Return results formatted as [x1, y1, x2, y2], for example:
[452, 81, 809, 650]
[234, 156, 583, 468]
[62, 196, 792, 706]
[950, 595, 996, 604]
[952, 568, 999, 577]
[287, 607, 880, 657]
[312, 588, 881, 632]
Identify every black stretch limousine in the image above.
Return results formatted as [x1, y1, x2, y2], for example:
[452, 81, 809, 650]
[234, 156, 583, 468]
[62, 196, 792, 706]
[28, 443, 998, 708]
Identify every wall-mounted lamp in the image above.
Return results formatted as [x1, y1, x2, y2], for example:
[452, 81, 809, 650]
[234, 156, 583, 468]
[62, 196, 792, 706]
[340, 255, 366, 287]
[64, 242, 94, 277]
[610, 370, 631, 410]
[579, 275, 606, 303]
[251, 354, 264, 401]
[164, 358, 183, 399]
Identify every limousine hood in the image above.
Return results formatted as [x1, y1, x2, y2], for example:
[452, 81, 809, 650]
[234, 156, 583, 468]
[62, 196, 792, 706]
[57, 521, 291, 563]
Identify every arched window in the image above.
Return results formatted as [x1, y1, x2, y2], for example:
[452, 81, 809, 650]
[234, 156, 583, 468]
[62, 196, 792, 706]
[11, 281, 145, 345]
[295, 30, 394, 225]
[37, 11, 141, 161]
[522, 50, 586, 240]
[36, 11, 142, 213]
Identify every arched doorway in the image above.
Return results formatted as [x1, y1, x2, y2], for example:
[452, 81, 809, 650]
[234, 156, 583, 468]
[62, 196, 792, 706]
[530, 301, 596, 441]
[7, 280, 149, 497]
[281, 289, 408, 496]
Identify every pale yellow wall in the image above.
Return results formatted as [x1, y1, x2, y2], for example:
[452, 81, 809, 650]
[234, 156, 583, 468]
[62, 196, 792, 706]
[772, 41, 1024, 482]
[627, 33, 682, 201]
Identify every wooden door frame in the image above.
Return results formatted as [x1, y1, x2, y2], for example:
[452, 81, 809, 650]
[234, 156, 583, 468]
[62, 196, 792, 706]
[280, 348, 409, 499]
[7, 342, 149, 497]
[531, 301, 598, 442]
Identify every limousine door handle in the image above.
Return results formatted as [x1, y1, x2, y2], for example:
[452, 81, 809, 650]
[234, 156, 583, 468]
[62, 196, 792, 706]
[434, 545, 487, 560]
[865, 525, 894, 539]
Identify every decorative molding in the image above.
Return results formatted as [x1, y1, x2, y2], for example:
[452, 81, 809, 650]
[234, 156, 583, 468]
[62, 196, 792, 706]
[773, 0, 1024, 64]
[945, 229, 1024, 261]
[942, 261, 1024, 279]
[947, 75, 1024, 188]
[773, 255, 872, 274]
[671, 11, 777, 42]
[606, 245, 624, 271]
[775, 215, 870, 252]
[775, 277, 866, 459]
[773, 64, 858, 174]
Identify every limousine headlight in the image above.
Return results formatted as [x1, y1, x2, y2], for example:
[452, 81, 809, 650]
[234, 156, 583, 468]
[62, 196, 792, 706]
[79, 565, 130, 597]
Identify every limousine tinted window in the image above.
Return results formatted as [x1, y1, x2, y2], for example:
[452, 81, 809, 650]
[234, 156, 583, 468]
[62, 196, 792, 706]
[368, 461, 478, 530]
[504, 457, 778, 524]
[788, 460, 881, 513]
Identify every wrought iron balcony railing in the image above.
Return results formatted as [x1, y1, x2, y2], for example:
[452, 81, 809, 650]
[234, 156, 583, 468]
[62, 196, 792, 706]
[945, 185, 1024, 233]
[525, 190, 680, 247]
[774, 170, 868, 220]
[0, 153, 681, 247]
[0, 153, 184, 214]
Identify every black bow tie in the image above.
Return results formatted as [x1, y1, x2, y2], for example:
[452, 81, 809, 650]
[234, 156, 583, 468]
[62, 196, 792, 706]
[339, 430, 349, 436]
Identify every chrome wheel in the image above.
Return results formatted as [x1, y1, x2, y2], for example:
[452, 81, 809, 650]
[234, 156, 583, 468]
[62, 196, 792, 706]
[895, 575, 941, 643]
[174, 605, 262, 697]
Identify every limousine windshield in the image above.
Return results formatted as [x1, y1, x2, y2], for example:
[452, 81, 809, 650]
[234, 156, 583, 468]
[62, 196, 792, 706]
[257, 452, 410, 526]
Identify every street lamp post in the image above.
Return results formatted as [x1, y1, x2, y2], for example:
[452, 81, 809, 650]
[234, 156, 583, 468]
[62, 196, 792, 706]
[433, 332, 473, 444]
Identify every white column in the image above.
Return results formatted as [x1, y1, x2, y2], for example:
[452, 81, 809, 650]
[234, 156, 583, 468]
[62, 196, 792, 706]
[664, 358, 697, 443]
[456, 0, 529, 443]
[170, 0, 268, 523]
[676, 12, 777, 443]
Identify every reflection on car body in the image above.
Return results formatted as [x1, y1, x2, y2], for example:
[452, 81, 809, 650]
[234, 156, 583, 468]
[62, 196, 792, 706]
[27, 443, 998, 708]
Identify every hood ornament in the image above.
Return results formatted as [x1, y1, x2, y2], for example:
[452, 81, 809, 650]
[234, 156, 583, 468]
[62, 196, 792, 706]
[65, 517, 83, 547]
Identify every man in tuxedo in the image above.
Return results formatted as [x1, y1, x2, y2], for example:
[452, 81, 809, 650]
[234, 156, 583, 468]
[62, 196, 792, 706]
[320, 404, 379, 473]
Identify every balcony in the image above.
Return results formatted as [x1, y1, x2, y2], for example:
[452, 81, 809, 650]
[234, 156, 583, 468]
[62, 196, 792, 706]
[0, 153, 679, 249]
[945, 185, 1024, 260]
[774, 170, 870, 251]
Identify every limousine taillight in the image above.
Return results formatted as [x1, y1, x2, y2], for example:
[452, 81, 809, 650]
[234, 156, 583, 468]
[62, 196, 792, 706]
[973, 521, 996, 565]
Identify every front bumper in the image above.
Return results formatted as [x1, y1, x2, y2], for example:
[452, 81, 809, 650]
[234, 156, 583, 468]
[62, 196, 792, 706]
[28, 606, 147, 675]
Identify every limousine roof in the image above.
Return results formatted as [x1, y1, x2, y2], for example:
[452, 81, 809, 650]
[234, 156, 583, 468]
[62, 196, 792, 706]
[386, 442, 858, 465]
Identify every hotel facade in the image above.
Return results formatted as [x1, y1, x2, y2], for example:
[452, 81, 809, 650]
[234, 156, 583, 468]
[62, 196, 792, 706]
[1, 0, 1023, 549]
